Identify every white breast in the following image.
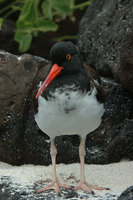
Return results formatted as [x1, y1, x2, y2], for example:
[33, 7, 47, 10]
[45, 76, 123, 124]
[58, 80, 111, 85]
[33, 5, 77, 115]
[35, 87, 104, 139]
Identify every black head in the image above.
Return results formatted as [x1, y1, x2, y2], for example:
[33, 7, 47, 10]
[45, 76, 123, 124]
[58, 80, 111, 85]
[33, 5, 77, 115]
[50, 41, 83, 74]
[35, 41, 87, 99]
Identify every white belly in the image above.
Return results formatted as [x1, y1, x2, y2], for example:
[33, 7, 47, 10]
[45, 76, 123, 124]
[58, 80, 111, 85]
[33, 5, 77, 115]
[35, 87, 104, 139]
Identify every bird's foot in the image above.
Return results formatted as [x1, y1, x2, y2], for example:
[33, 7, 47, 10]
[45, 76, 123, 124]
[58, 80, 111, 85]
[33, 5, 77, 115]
[37, 180, 72, 195]
[74, 181, 108, 194]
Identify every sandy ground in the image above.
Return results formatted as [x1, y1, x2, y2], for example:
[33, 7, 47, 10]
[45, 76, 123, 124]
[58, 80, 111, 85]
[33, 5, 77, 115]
[0, 160, 133, 199]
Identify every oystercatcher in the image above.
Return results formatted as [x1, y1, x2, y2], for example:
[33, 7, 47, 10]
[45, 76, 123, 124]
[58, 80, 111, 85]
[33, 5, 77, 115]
[34, 41, 106, 194]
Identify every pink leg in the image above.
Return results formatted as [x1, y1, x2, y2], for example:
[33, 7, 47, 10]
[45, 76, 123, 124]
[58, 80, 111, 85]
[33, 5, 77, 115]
[37, 139, 71, 194]
[74, 138, 107, 193]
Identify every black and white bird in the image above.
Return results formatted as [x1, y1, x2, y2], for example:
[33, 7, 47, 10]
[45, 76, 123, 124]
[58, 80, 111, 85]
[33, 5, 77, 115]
[34, 41, 106, 194]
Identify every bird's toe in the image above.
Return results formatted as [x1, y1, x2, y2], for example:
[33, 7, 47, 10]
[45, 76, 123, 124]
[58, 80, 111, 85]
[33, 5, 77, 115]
[74, 181, 107, 194]
[36, 181, 72, 195]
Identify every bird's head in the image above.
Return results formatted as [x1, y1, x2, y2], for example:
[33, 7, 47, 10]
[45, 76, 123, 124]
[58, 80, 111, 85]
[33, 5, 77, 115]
[35, 41, 82, 99]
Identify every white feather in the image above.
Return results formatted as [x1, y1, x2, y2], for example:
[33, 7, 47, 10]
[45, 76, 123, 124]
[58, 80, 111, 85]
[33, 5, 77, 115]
[35, 86, 104, 139]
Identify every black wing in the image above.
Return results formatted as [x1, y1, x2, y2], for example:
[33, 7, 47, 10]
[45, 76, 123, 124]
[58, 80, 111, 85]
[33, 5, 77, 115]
[83, 64, 105, 103]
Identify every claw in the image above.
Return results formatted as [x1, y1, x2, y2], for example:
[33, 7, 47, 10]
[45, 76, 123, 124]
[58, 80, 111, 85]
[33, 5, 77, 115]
[74, 181, 108, 194]
[36, 181, 71, 195]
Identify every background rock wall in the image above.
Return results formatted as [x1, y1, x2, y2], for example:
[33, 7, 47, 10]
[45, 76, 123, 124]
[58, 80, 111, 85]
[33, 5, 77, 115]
[78, 0, 133, 93]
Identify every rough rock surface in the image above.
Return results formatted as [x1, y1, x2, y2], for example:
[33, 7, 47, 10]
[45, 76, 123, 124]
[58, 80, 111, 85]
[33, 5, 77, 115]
[78, 0, 133, 93]
[0, 50, 133, 165]
[0, 50, 49, 165]
[85, 78, 133, 164]
[118, 186, 133, 200]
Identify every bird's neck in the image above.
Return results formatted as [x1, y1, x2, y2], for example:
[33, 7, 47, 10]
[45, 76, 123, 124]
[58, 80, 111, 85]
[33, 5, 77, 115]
[41, 69, 90, 100]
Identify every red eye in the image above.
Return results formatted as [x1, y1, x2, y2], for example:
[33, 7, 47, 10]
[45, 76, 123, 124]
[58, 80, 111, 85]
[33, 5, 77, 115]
[66, 54, 71, 60]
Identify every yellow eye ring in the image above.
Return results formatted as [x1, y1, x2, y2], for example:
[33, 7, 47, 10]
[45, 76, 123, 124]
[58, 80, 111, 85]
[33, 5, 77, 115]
[66, 54, 71, 60]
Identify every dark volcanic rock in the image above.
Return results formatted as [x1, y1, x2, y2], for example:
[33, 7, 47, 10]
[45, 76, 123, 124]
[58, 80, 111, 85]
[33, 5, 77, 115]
[78, 0, 133, 93]
[0, 50, 49, 165]
[118, 186, 133, 200]
[86, 78, 133, 164]
[0, 50, 133, 165]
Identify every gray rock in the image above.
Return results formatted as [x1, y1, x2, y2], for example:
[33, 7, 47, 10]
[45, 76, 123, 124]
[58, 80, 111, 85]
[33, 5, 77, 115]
[0, 50, 49, 165]
[118, 186, 133, 200]
[86, 78, 133, 164]
[78, 0, 133, 93]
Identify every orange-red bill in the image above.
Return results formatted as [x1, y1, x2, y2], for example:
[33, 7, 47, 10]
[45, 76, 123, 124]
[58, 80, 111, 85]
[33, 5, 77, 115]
[35, 64, 64, 99]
